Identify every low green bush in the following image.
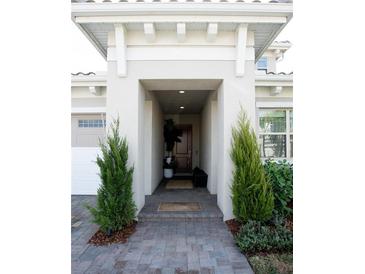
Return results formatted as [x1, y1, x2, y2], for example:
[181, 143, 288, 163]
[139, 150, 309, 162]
[235, 220, 293, 254]
[230, 110, 274, 223]
[264, 159, 293, 217]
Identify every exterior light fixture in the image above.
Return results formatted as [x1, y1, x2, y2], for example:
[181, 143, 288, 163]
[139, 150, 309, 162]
[179, 90, 185, 94]
[180, 106, 185, 109]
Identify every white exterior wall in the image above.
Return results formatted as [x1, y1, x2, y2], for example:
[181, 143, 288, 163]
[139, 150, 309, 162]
[256, 86, 293, 98]
[151, 96, 164, 194]
[200, 92, 218, 194]
[258, 51, 277, 73]
[217, 60, 256, 221]
[144, 93, 164, 195]
[71, 86, 107, 98]
[106, 61, 146, 213]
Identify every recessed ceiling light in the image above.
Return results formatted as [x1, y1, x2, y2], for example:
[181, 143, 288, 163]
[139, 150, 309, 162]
[179, 90, 185, 94]
[179, 106, 185, 109]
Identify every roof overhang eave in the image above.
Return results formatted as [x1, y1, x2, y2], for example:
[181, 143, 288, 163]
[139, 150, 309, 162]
[71, 74, 107, 87]
[71, 2, 293, 62]
[255, 74, 293, 87]
[254, 12, 292, 62]
[71, 3, 293, 17]
[72, 16, 108, 60]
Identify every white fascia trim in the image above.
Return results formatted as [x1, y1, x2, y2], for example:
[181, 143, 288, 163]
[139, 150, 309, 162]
[75, 15, 287, 24]
[268, 42, 292, 51]
[71, 75, 107, 87]
[72, 107, 106, 114]
[71, 3, 293, 17]
[256, 101, 293, 108]
[255, 74, 293, 87]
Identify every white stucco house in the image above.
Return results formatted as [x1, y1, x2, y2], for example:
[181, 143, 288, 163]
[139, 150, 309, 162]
[71, 0, 293, 221]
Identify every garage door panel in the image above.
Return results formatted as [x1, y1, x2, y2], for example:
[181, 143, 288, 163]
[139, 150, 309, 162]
[72, 147, 102, 195]
[72, 114, 106, 147]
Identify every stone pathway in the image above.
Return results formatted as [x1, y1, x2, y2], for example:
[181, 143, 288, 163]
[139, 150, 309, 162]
[138, 183, 223, 221]
[72, 195, 253, 274]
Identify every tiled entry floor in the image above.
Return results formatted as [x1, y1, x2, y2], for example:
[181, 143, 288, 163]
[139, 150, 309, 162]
[72, 194, 253, 274]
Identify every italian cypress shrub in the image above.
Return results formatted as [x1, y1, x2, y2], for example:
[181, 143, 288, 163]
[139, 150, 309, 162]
[87, 118, 136, 233]
[230, 110, 274, 222]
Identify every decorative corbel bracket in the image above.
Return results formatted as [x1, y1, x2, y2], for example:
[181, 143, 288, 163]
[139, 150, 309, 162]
[89, 86, 101, 96]
[271, 86, 283, 96]
[144, 23, 156, 42]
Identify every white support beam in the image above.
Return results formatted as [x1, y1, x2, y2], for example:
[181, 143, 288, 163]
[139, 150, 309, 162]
[235, 23, 248, 77]
[114, 24, 127, 77]
[89, 86, 102, 96]
[176, 23, 186, 43]
[144, 23, 156, 43]
[206, 23, 218, 42]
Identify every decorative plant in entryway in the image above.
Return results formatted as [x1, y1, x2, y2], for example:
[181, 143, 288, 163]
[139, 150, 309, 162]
[230, 109, 274, 223]
[86, 118, 137, 244]
[163, 119, 182, 178]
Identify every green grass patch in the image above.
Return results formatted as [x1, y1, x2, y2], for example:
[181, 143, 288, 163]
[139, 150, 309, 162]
[248, 253, 293, 274]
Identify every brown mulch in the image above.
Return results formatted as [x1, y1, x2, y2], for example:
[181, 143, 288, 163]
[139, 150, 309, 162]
[225, 219, 242, 236]
[88, 221, 137, 246]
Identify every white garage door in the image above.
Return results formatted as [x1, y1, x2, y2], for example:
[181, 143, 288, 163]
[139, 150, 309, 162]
[71, 113, 106, 195]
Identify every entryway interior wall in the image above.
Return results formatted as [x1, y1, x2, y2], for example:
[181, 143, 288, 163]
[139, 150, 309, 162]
[143, 83, 219, 197]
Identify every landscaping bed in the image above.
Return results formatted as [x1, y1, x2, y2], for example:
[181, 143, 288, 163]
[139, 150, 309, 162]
[227, 112, 294, 274]
[226, 218, 293, 274]
[88, 221, 137, 246]
[248, 253, 293, 274]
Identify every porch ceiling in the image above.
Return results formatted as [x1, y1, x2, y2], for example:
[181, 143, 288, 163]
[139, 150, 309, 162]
[152, 90, 211, 114]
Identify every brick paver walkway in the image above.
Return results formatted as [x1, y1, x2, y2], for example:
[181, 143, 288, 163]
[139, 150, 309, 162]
[72, 193, 253, 274]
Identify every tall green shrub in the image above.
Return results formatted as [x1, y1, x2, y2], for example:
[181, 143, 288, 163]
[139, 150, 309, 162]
[230, 110, 274, 222]
[87, 118, 136, 233]
[264, 159, 293, 217]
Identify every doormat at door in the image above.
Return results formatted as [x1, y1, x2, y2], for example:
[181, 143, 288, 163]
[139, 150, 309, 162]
[165, 180, 193, 189]
[158, 202, 201, 212]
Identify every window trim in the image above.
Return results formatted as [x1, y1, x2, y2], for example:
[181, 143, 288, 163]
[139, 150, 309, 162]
[257, 108, 293, 160]
[256, 56, 268, 72]
[78, 119, 106, 128]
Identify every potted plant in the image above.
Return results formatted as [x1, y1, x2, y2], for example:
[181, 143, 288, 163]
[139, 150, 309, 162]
[163, 119, 182, 178]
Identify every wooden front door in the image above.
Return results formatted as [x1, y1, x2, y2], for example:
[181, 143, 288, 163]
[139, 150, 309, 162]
[174, 125, 192, 173]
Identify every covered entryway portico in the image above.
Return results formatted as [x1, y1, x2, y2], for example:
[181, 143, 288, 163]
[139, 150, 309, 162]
[140, 79, 222, 221]
[71, 1, 292, 220]
[106, 62, 256, 221]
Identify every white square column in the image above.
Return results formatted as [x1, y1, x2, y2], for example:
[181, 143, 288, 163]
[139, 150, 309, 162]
[106, 29, 145, 213]
[217, 31, 256, 220]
